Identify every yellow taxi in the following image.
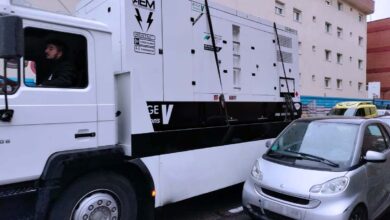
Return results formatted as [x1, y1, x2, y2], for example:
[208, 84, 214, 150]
[328, 101, 378, 118]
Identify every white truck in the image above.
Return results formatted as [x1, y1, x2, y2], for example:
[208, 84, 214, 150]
[0, 0, 301, 219]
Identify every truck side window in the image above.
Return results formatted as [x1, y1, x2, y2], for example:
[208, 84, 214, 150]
[24, 28, 88, 88]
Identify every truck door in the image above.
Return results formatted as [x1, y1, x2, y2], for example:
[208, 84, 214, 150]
[0, 21, 98, 184]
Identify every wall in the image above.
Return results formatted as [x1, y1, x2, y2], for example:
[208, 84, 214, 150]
[367, 18, 390, 99]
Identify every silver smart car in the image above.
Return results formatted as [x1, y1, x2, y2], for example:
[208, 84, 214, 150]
[243, 117, 390, 220]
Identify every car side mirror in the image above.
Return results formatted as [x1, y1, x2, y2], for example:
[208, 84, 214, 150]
[0, 16, 24, 58]
[364, 150, 386, 163]
[265, 140, 272, 148]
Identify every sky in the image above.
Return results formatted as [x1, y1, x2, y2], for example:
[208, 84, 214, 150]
[368, 0, 390, 21]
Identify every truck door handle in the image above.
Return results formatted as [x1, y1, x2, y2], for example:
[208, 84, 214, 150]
[75, 132, 96, 139]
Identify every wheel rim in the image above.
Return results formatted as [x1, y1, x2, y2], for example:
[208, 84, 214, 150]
[72, 190, 120, 220]
[350, 209, 365, 220]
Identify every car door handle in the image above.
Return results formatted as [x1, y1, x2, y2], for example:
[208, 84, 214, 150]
[75, 132, 96, 139]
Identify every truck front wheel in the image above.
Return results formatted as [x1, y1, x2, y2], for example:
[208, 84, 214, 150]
[48, 172, 137, 220]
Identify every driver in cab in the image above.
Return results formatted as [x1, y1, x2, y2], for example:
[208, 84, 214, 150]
[38, 39, 76, 88]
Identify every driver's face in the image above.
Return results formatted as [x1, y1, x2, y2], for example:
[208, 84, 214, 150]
[45, 44, 62, 60]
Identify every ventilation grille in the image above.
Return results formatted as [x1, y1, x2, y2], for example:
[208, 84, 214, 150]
[277, 51, 293, 63]
[278, 35, 292, 48]
[261, 187, 310, 205]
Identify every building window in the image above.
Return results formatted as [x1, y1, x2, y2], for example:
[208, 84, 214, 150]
[337, 1, 343, 11]
[350, 56, 353, 62]
[325, 0, 332, 6]
[358, 82, 363, 91]
[325, 77, 331, 88]
[312, 45, 316, 52]
[358, 59, 363, 69]
[359, 36, 364, 46]
[312, 16, 316, 22]
[350, 32, 353, 37]
[312, 75, 316, 81]
[337, 79, 343, 89]
[337, 27, 343, 38]
[275, 1, 285, 15]
[337, 53, 343, 64]
[325, 50, 332, 61]
[325, 22, 332, 33]
[293, 8, 302, 22]
[359, 14, 364, 22]
[349, 81, 352, 86]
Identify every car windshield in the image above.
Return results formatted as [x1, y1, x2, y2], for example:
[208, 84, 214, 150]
[266, 121, 359, 170]
[329, 108, 347, 115]
[329, 107, 356, 116]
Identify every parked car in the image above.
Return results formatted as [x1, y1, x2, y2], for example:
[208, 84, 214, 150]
[243, 117, 390, 220]
[377, 109, 390, 116]
[328, 101, 377, 118]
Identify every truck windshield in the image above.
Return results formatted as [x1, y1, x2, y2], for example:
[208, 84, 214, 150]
[0, 59, 20, 94]
[11, 0, 76, 15]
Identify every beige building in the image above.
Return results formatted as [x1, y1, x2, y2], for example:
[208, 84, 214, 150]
[213, 0, 374, 99]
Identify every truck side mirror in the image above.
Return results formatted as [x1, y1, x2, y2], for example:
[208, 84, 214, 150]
[0, 16, 24, 58]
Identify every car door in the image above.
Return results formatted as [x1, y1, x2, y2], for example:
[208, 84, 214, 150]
[378, 124, 390, 198]
[362, 124, 390, 213]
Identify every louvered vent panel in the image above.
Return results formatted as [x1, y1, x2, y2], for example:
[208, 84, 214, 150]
[277, 51, 293, 63]
[278, 35, 292, 48]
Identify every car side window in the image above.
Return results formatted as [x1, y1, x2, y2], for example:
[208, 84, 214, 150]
[356, 108, 365, 117]
[379, 125, 390, 150]
[370, 107, 377, 115]
[369, 107, 375, 115]
[364, 107, 371, 116]
[362, 124, 388, 154]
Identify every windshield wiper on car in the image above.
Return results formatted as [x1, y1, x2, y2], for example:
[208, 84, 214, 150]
[284, 150, 339, 168]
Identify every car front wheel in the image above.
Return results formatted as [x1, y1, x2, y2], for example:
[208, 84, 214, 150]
[349, 205, 368, 220]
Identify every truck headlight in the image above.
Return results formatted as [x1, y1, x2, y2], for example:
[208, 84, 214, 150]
[251, 160, 263, 181]
[310, 177, 349, 194]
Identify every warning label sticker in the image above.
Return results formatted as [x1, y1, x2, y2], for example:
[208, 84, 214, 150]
[134, 32, 156, 55]
[192, 2, 205, 13]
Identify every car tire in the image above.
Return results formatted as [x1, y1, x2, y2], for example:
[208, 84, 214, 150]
[349, 205, 368, 220]
[48, 172, 137, 220]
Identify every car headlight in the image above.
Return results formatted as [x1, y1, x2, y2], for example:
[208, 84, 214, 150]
[310, 177, 349, 194]
[251, 160, 263, 181]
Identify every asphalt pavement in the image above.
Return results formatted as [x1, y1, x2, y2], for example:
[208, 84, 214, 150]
[156, 184, 249, 220]
[156, 183, 390, 220]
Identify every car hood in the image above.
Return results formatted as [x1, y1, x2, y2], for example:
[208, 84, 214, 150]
[259, 158, 348, 198]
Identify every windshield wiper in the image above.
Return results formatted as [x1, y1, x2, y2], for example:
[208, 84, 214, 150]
[268, 150, 298, 158]
[284, 150, 339, 168]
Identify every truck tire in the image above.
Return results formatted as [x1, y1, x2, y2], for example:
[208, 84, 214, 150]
[48, 172, 137, 220]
